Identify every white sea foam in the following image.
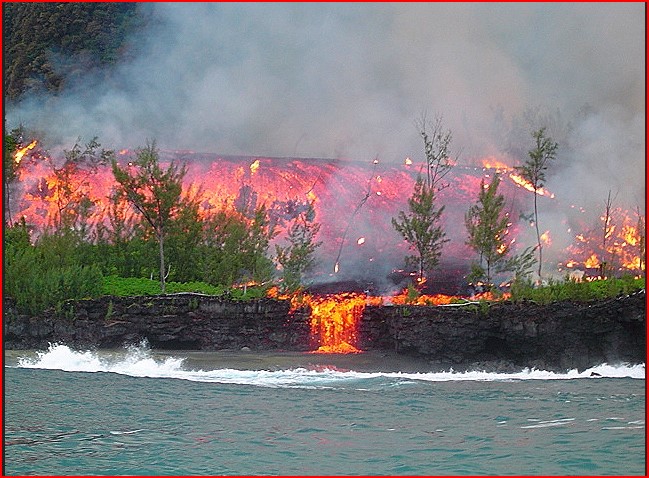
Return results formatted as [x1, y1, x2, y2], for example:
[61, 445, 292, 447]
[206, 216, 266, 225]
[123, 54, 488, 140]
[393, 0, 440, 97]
[13, 343, 645, 388]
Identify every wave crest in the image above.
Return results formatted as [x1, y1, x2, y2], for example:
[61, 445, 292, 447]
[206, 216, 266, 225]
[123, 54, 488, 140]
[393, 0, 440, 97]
[13, 343, 645, 388]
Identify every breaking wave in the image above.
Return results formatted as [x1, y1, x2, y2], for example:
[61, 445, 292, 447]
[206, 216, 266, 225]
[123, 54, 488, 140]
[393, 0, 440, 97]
[13, 343, 645, 389]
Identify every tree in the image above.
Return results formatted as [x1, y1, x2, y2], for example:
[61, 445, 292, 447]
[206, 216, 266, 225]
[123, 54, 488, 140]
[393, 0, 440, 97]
[636, 206, 645, 275]
[198, 203, 276, 287]
[4, 3, 139, 100]
[599, 190, 617, 278]
[416, 114, 454, 191]
[164, 188, 204, 283]
[392, 175, 448, 282]
[465, 174, 511, 287]
[275, 201, 322, 293]
[4, 125, 26, 226]
[200, 209, 250, 285]
[50, 137, 114, 237]
[392, 115, 454, 283]
[111, 140, 187, 293]
[514, 127, 558, 281]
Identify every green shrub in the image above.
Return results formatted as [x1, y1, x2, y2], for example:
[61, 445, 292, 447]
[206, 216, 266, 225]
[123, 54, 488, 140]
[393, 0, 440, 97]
[511, 275, 645, 304]
[5, 245, 104, 315]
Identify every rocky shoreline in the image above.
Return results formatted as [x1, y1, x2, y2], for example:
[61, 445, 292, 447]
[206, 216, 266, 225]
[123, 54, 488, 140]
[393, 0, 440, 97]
[3, 290, 646, 372]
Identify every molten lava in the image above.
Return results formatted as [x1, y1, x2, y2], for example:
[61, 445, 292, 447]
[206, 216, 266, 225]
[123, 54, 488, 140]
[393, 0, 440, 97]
[305, 293, 367, 354]
[480, 158, 555, 198]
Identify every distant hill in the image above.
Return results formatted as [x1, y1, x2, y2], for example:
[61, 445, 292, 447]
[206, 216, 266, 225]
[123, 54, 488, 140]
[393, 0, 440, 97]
[3, 2, 141, 101]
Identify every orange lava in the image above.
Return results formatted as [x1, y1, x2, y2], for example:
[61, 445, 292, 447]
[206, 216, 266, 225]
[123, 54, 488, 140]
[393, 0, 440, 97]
[304, 293, 367, 354]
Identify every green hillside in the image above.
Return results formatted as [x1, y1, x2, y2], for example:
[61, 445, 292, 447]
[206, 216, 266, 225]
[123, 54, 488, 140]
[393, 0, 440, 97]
[3, 2, 141, 101]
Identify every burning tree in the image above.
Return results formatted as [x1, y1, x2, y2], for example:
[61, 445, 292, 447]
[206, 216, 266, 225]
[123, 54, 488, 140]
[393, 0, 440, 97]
[3, 125, 32, 225]
[392, 115, 454, 283]
[565, 205, 646, 278]
[514, 127, 558, 281]
[464, 174, 511, 288]
[111, 140, 187, 293]
[50, 137, 114, 237]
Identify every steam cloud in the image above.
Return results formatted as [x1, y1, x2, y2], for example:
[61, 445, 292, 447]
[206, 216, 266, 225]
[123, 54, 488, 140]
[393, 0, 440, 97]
[7, 3, 645, 281]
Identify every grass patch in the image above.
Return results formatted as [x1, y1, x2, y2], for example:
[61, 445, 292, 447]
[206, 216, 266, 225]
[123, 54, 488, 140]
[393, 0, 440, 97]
[511, 275, 645, 304]
[102, 275, 270, 300]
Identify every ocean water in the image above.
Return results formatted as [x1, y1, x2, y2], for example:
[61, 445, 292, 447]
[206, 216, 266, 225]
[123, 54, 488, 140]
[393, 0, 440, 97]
[4, 344, 646, 476]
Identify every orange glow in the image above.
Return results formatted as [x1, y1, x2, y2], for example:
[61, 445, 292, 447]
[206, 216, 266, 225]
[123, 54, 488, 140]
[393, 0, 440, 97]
[305, 293, 367, 354]
[509, 173, 555, 198]
[13, 140, 37, 164]
[481, 157, 511, 171]
[404, 157, 412, 165]
[390, 292, 454, 306]
[565, 207, 644, 274]
[12, 147, 641, 280]
[250, 159, 260, 175]
[540, 230, 551, 246]
[622, 225, 638, 246]
[388, 289, 511, 306]
[480, 158, 556, 198]
[584, 254, 600, 269]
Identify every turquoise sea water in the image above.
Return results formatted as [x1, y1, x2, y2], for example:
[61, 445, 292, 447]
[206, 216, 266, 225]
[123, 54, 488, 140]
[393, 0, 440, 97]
[4, 344, 646, 475]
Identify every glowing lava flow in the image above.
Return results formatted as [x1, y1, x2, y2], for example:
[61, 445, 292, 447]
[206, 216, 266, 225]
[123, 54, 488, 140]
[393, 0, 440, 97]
[306, 294, 365, 353]
[293, 293, 380, 354]
[481, 158, 555, 198]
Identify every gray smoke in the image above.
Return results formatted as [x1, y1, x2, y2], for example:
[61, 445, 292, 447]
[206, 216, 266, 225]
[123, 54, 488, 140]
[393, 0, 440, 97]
[7, 3, 645, 277]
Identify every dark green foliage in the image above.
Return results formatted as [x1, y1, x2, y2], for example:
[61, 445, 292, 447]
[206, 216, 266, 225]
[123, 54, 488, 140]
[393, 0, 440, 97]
[514, 127, 558, 280]
[4, 2, 140, 100]
[392, 175, 448, 280]
[404, 283, 421, 304]
[510, 275, 644, 304]
[275, 202, 322, 293]
[200, 203, 276, 287]
[4, 229, 103, 315]
[112, 140, 188, 293]
[4, 216, 31, 251]
[240, 205, 277, 283]
[465, 174, 510, 286]
[164, 188, 203, 283]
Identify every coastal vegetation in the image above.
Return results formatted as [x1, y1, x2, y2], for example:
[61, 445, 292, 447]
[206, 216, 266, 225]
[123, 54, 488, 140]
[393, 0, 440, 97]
[4, 125, 645, 317]
[5, 206, 644, 316]
[510, 274, 644, 305]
